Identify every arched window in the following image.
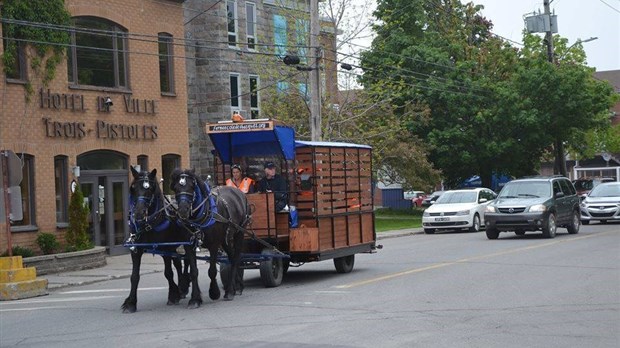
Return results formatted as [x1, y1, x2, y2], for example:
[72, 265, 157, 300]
[68, 17, 128, 88]
[11, 154, 36, 229]
[162, 154, 181, 195]
[77, 151, 128, 170]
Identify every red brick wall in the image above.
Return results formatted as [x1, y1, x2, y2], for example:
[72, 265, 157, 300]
[0, 0, 188, 253]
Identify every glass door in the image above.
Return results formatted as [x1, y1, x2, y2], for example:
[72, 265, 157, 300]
[79, 173, 129, 255]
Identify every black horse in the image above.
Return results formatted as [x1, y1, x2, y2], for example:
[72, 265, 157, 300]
[170, 169, 249, 302]
[121, 167, 201, 313]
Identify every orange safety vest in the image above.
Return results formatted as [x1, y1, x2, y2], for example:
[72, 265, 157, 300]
[226, 177, 254, 193]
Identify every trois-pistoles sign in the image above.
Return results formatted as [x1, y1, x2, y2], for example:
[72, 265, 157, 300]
[39, 88, 159, 140]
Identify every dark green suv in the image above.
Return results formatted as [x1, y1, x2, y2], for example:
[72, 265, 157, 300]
[484, 176, 580, 239]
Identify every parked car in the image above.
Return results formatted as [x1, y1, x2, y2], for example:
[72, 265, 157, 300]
[422, 188, 496, 234]
[484, 176, 580, 239]
[404, 191, 427, 207]
[421, 191, 444, 207]
[580, 182, 620, 224]
[572, 177, 615, 198]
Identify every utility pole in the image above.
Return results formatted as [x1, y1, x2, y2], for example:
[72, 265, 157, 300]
[543, 0, 567, 177]
[309, 0, 322, 141]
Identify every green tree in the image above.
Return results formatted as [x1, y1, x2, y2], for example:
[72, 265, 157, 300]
[65, 185, 92, 251]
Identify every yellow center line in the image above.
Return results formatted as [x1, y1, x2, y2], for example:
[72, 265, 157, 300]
[336, 232, 609, 289]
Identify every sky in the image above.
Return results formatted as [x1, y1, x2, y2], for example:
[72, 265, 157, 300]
[347, 0, 620, 72]
[465, 0, 620, 72]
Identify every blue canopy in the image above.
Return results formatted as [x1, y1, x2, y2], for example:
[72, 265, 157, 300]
[209, 124, 296, 164]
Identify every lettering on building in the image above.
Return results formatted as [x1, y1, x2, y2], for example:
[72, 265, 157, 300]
[39, 88, 86, 111]
[123, 95, 157, 115]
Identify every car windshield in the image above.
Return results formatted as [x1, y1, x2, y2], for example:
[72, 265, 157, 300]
[588, 183, 620, 197]
[435, 191, 477, 204]
[498, 181, 551, 198]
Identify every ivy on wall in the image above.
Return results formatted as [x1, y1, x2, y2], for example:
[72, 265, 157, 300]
[1, 0, 72, 95]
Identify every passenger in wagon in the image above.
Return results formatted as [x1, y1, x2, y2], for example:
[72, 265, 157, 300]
[226, 164, 255, 193]
[257, 161, 289, 211]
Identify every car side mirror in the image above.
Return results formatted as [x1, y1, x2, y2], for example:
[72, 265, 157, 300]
[479, 198, 488, 203]
[555, 192, 565, 198]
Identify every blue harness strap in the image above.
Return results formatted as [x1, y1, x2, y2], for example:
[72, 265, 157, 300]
[176, 178, 217, 231]
[128, 193, 170, 235]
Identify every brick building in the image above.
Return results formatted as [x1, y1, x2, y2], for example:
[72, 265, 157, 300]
[1, 0, 188, 255]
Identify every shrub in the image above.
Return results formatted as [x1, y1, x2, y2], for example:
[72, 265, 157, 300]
[36, 232, 60, 255]
[65, 185, 93, 251]
[1, 246, 35, 258]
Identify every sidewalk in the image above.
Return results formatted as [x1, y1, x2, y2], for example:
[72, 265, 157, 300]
[43, 228, 423, 290]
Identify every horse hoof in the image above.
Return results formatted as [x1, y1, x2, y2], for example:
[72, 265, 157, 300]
[121, 304, 137, 313]
[167, 299, 180, 305]
[209, 288, 221, 301]
[187, 300, 202, 309]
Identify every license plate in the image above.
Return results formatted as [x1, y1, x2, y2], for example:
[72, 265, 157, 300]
[435, 217, 449, 222]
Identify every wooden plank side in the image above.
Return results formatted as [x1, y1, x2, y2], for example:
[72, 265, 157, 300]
[247, 193, 276, 238]
[333, 216, 348, 248]
[361, 212, 375, 242]
[347, 215, 362, 245]
[289, 227, 319, 252]
[318, 217, 334, 250]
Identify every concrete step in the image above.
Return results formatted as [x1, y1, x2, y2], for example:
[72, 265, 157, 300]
[0, 278, 48, 300]
[0, 267, 37, 283]
[0, 256, 23, 270]
[0, 256, 49, 301]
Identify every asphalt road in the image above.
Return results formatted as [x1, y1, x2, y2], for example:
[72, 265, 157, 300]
[1, 223, 619, 348]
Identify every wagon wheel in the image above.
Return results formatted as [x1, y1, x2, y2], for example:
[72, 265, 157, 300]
[259, 248, 283, 287]
[333, 254, 355, 273]
[219, 263, 244, 290]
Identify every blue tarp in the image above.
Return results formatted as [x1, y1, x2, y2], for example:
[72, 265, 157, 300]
[209, 125, 296, 164]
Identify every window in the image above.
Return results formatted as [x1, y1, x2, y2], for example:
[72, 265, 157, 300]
[68, 17, 128, 88]
[277, 81, 289, 94]
[1, 32, 26, 81]
[54, 156, 69, 225]
[158, 33, 174, 94]
[162, 154, 181, 195]
[295, 19, 308, 64]
[11, 154, 36, 228]
[137, 155, 148, 172]
[246, 2, 256, 50]
[273, 15, 287, 57]
[227, 1, 237, 47]
[230, 73, 241, 110]
[249, 75, 260, 119]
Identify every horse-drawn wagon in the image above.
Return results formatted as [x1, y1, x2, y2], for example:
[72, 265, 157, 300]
[207, 119, 378, 287]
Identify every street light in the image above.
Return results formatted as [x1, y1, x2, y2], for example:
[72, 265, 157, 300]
[558, 37, 598, 61]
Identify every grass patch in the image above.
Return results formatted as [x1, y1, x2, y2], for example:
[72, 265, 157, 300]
[375, 208, 423, 232]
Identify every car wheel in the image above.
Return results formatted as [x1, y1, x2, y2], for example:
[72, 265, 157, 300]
[486, 227, 499, 240]
[424, 228, 435, 234]
[567, 211, 580, 234]
[469, 214, 481, 232]
[515, 229, 525, 236]
[542, 213, 557, 238]
[582, 220, 590, 225]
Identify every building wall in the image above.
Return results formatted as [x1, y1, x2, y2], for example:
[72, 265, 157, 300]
[0, 0, 188, 253]
[184, 0, 340, 179]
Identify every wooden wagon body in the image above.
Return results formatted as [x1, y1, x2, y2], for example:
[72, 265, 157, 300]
[206, 119, 377, 285]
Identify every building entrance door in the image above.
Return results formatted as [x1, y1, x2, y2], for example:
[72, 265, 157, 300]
[80, 171, 129, 255]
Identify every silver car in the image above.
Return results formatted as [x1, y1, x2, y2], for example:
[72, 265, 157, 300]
[580, 182, 620, 224]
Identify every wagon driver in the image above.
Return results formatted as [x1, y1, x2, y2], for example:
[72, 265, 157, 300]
[257, 161, 288, 211]
[226, 164, 255, 193]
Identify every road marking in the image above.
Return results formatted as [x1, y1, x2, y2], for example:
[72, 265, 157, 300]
[0, 306, 65, 312]
[336, 232, 608, 289]
[0, 296, 119, 306]
[58, 286, 167, 295]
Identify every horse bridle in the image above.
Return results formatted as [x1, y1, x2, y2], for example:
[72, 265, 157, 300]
[175, 173, 197, 213]
[131, 175, 158, 221]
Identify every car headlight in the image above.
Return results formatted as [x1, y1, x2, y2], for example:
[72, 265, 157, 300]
[457, 209, 470, 215]
[486, 206, 496, 213]
[528, 204, 547, 212]
[423, 211, 430, 217]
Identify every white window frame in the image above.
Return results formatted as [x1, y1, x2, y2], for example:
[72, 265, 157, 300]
[227, 0, 238, 48]
[249, 75, 260, 118]
[230, 73, 241, 111]
[246, 2, 257, 51]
